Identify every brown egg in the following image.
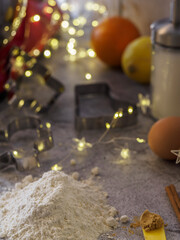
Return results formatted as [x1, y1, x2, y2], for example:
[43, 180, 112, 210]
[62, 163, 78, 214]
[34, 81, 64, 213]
[148, 116, 180, 160]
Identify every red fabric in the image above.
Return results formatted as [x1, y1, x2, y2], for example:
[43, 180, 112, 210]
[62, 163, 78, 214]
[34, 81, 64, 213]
[0, 0, 62, 93]
[22, 0, 62, 53]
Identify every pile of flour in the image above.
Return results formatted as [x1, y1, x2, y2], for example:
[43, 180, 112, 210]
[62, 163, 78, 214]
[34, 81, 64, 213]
[0, 171, 118, 240]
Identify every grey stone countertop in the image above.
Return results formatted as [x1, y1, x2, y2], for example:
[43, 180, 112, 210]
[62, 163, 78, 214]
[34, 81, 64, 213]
[0, 46, 180, 240]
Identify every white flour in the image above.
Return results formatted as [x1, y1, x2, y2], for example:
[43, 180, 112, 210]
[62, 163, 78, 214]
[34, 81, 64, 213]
[0, 171, 118, 240]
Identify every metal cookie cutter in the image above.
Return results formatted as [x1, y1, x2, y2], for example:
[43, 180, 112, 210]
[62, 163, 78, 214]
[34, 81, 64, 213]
[75, 83, 138, 130]
[7, 48, 64, 113]
[0, 116, 54, 170]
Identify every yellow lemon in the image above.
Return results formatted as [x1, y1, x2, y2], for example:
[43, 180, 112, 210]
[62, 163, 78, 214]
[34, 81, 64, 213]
[121, 36, 151, 84]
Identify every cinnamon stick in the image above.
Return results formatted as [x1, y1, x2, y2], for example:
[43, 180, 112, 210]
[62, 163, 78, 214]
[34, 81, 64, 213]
[165, 185, 180, 222]
[169, 184, 180, 209]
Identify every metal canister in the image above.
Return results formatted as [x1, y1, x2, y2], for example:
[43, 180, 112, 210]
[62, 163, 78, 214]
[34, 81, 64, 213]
[151, 0, 180, 119]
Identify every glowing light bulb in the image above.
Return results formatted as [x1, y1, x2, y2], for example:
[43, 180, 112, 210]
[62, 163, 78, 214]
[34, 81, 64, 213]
[30, 58, 37, 64]
[50, 38, 59, 50]
[136, 138, 146, 143]
[106, 123, 111, 129]
[4, 83, 10, 90]
[70, 38, 76, 43]
[26, 59, 36, 68]
[78, 142, 85, 151]
[151, 65, 155, 71]
[4, 26, 9, 31]
[61, 20, 69, 29]
[118, 110, 123, 118]
[48, 0, 56, 7]
[67, 42, 75, 50]
[15, 56, 24, 67]
[18, 99, 25, 108]
[114, 112, 119, 119]
[85, 73, 92, 80]
[49, 136, 53, 142]
[73, 18, 80, 26]
[35, 106, 42, 113]
[137, 93, 151, 114]
[38, 142, 45, 152]
[44, 6, 53, 14]
[142, 99, 149, 106]
[25, 70, 32, 77]
[51, 164, 62, 171]
[68, 49, 77, 56]
[16, 5, 20, 11]
[85, 2, 93, 11]
[31, 14, 41, 22]
[33, 49, 40, 56]
[120, 148, 130, 159]
[68, 27, 76, 35]
[30, 100, 37, 108]
[87, 49, 96, 58]
[20, 6, 26, 18]
[78, 49, 87, 58]
[52, 11, 61, 21]
[61, 3, 69, 11]
[44, 49, 51, 58]
[46, 122, 51, 129]
[13, 18, 21, 28]
[128, 106, 133, 114]
[92, 3, 99, 11]
[73, 137, 92, 152]
[63, 13, 70, 20]
[5, 130, 8, 139]
[13, 150, 19, 157]
[92, 20, 99, 27]
[76, 29, 84, 37]
[3, 39, 8, 45]
[11, 30, 16, 36]
[12, 48, 19, 56]
[20, 50, 25, 56]
[99, 5, 106, 14]
[78, 16, 87, 26]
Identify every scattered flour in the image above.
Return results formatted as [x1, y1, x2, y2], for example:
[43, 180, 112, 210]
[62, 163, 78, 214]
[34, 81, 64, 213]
[120, 215, 129, 223]
[70, 159, 76, 166]
[0, 171, 118, 240]
[71, 171, 80, 180]
[91, 167, 99, 176]
[109, 207, 118, 217]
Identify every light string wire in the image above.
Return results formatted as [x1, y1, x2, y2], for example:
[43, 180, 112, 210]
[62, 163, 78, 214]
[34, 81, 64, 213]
[2, 1, 152, 170]
[51, 108, 146, 171]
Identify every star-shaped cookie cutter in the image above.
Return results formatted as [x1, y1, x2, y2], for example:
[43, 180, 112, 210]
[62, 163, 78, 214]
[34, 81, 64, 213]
[0, 116, 54, 170]
[171, 150, 180, 164]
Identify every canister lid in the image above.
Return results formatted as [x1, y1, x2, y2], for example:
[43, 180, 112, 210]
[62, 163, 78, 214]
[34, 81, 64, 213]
[151, 0, 180, 47]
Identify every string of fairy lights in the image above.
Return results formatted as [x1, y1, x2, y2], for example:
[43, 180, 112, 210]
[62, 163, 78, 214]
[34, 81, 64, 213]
[2, 0, 27, 46]
[51, 108, 147, 171]
[59, 1, 105, 62]
[3, 0, 101, 86]
[2, 0, 120, 85]
[49, 0, 151, 168]
[1, 0, 156, 170]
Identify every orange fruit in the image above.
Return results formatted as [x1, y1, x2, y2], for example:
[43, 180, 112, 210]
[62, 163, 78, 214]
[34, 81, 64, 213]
[91, 17, 140, 66]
